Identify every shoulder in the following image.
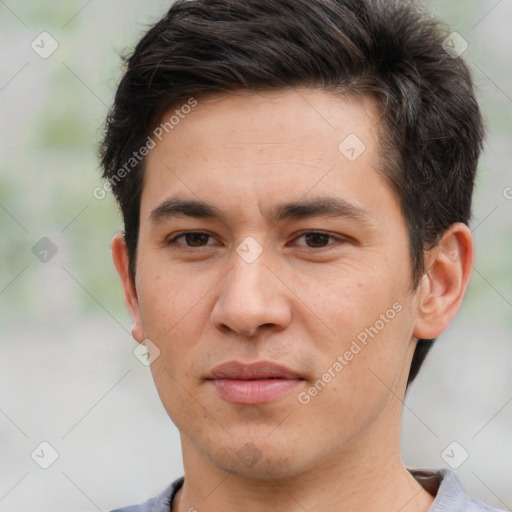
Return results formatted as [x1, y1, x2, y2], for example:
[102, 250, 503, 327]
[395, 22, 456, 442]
[408, 466, 506, 512]
[109, 476, 184, 512]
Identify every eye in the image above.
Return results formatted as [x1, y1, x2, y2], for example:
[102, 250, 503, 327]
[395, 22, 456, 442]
[166, 230, 345, 251]
[166, 231, 216, 248]
[293, 231, 344, 249]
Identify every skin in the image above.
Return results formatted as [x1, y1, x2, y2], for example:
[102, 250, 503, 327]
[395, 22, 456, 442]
[112, 88, 474, 512]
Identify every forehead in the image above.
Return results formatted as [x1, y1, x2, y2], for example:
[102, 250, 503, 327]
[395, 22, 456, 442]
[141, 87, 390, 222]
[156, 87, 381, 154]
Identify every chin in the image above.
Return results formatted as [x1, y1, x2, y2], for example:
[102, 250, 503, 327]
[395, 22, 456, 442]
[212, 453, 303, 480]
[202, 433, 315, 480]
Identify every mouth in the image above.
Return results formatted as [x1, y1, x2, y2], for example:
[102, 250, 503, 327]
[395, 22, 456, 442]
[206, 361, 305, 405]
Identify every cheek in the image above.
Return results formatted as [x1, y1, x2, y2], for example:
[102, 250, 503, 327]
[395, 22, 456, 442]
[137, 287, 203, 400]
[136, 263, 203, 331]
[136, 264, 215, 369]
[292, 257, 402, 338]
[300, 259, 413, 393]
[304, 305, 414, 439]
[341, 301, 414, 397]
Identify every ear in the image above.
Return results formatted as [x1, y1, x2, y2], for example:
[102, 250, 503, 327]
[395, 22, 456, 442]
[413, 223, 474, 340]
[111, 233, 145, 343]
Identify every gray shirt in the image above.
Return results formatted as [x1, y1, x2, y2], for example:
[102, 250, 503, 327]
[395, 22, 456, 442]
[110, 467, 506, 511]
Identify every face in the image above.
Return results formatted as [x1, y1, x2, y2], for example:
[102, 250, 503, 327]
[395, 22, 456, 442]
[118, 88, 426, 478]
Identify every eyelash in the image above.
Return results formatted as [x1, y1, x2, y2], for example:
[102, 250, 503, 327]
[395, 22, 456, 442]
[165, 231, 345, 251]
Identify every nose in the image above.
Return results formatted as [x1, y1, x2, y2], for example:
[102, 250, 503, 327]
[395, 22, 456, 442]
[211, 252, 292, 338]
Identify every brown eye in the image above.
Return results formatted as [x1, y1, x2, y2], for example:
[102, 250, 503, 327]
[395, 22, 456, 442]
[295, 231, 341, 249]
[183, 233, 210, 246]
[303, 232, 331, 248]
[167, 232, 215, 247]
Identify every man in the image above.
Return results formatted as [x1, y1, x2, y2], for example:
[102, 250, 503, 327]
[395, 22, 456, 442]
[100, 0, 501, 510]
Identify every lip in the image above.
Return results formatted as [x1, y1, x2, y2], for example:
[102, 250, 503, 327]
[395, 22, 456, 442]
[207, 361, 304, 404]
[209, 361, 302, 380]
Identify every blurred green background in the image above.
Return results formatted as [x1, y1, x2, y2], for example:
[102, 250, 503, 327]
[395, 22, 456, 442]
[1, 1, 511, 510]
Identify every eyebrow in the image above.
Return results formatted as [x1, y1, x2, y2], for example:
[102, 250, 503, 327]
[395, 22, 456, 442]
[149, 196, 374, 226]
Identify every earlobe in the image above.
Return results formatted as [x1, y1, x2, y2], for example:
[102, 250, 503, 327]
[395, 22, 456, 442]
[111, 233, 145, 343]
[413, 223, 474, 340]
